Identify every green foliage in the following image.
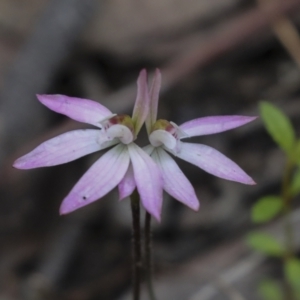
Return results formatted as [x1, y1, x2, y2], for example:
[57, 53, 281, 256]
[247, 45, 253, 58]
[290, 168, 300, 196]
[260, 102, 295, 156]
[259, 279, 283, 300]
[297, 291, 300, 300]
[285, 258, 300, 290]
[251, 196, 283, 223]
[246, 232, 284, 257]
[292, 141, 300, 165]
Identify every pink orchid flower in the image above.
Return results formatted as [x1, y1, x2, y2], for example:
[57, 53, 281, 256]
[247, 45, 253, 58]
[142, 69, 256, 211]
[13, 70, 163, 221]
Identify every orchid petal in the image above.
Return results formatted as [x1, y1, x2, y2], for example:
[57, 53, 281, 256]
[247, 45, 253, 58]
[170, 121, 189, 139]
[13, 130, 118, 169]
[132, 69, 150, 135]
[149, 130, 177, 149]
[128, 143, 163, 221]
[146, 69, 162, 134]
[37, 94, 112, 127]
[152, 148, 199, 210]
[118, 164, 136, 200]
[143, 144, 155, 156]
[174, 143, 255, 185]
[60, 144, 130, 214]
[106, 124, 134, 144]
[179, 116, 257, 137]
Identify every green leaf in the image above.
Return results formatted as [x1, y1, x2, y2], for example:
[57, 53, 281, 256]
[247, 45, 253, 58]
[290, 168, 300, 196]
[293, 140, 300, 166]
[296, 291, 300, 300]
[285, 258, 300, 290]
[251, 196, 283, 223]
[260, 101, 295, 155]
[259, 279, 284, 300]
[246, 232, 284, 257]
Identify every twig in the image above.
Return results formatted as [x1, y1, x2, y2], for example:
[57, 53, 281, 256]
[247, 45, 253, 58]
[130, 191, 142, 300]
[215, 276, 248, 300]
[144, 212, 157, 300]
[258, 0, 300, 69]
[162, 0, 300, 90]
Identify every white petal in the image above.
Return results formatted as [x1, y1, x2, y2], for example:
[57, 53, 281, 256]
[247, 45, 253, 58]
[118, 164, 136, 200]
[128, 143, 163, 221]
[174, 143, 255, 185]
[106, 124, 134, 144]
[13, 130, 117, 169]
[60, 144, 130, 214]
[152, 148, 199, 210]
[143, 145, 155, 155]
[149, 130, 177, 149]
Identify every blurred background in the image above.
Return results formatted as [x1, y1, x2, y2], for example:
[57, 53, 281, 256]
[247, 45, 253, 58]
[0, 0, 300, 299]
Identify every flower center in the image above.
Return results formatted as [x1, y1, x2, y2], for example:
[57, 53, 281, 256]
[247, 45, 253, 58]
[149, 119, 189, 151]
[100, 114, 135, 144]
[151, 119, 175, 133]
[149, 119, 178, 150]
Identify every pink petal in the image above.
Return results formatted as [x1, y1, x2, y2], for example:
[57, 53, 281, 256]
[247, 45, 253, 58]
[152, 148, 199, 211]
[132, 70, 150, 135]
[13, 130, 117, 169]
[127, 143, 163, 221]
[118, 164, 136, 200]
[180, 116, 257, 137]
[60, 144, 130, 214]
[146, 69, 161, 134]
[37, 94, 112, 127]
[175, 143, 255, 185]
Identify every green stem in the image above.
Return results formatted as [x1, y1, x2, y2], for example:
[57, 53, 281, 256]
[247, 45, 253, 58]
[130, 191, 142, 300]
[144, 212, 157, 300]
[281, 159, 295, 300]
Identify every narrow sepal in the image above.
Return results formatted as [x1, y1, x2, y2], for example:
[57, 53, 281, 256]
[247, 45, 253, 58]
[175, 143, 255, 185]
[37, 94, 112, 127]
[152, 148, 199, 210]
[132, 69, 150, 135]
[146, 69, 161, 134]
[60, 144, 130, 214]
[13, 130, 117, 169]
[180, 116, 257, 137]
[128, 143, 163, 221]
[118, 164, 136, 200]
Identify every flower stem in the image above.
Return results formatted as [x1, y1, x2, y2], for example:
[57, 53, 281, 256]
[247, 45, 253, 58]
[145, 212, 157, 300]
[130, 191, 142, 300]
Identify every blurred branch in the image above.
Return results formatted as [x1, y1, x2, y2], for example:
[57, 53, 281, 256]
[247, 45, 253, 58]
[189, 253, 264, 300]
[102, 0, 300, 109]
[162, 0, 300, 90]
[258, 0, 300, 69]
[131, 208, 300, 300]
[214, 276, 248, 300]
